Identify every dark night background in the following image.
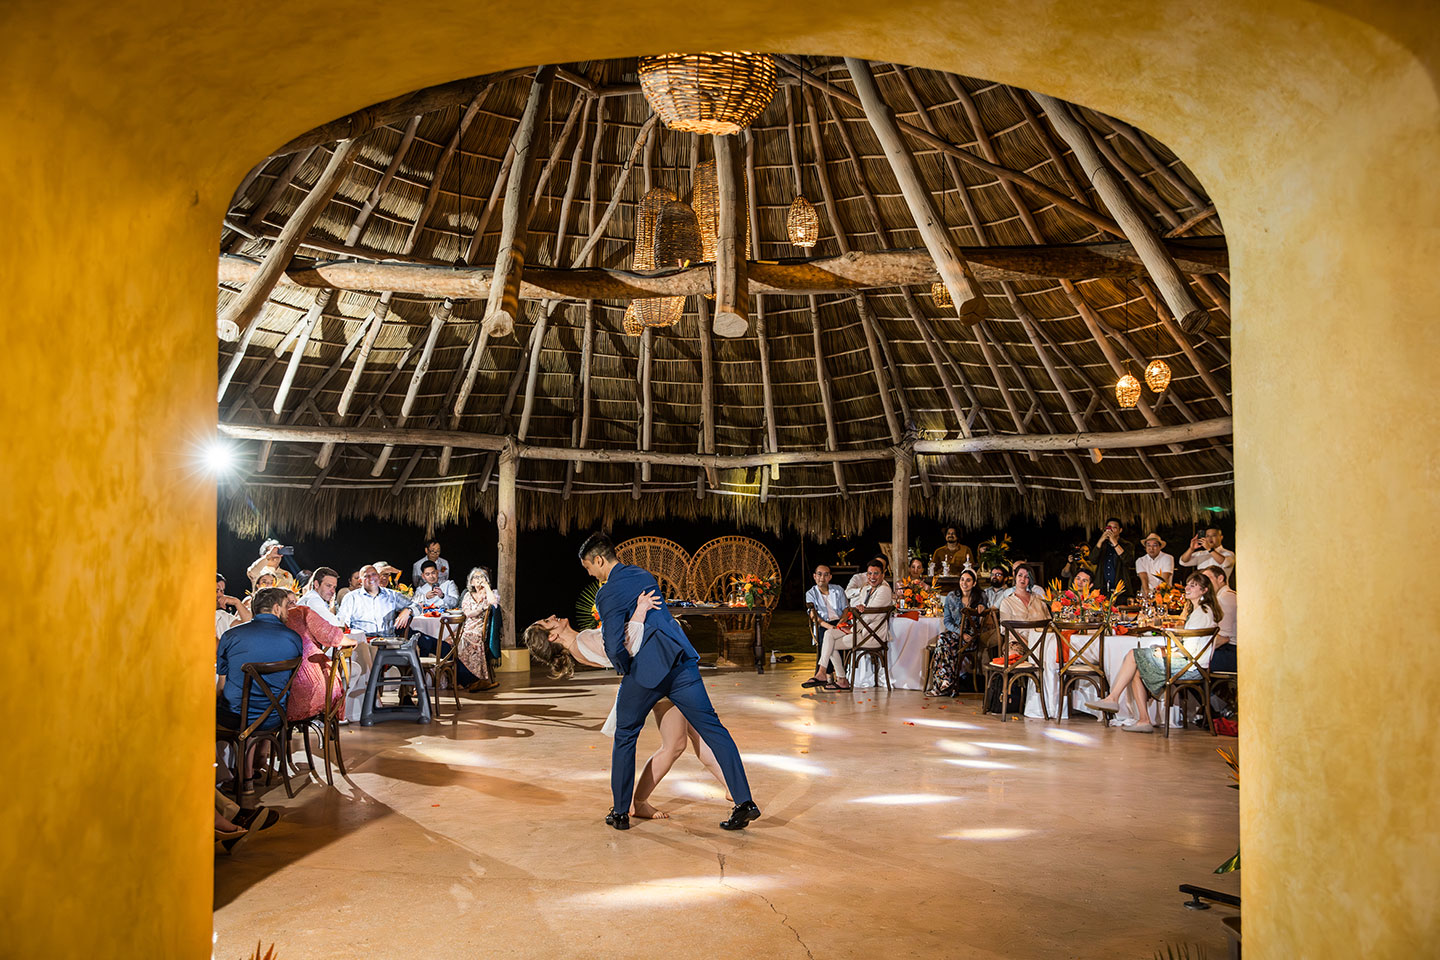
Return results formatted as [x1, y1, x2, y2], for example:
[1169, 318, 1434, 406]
[218, 507, 1233, 641]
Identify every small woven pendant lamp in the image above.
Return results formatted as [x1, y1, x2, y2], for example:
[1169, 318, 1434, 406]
[1144, 358, 1172, 393]
[638, 52, 778, 136]
[1116, 372, 1142, 408]
[931, 282, 952, 308]
[786, 197, 819, 248]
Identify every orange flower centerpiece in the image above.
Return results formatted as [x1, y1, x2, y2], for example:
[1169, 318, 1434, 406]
[896, 576, 934, 612]
[728, 574, 778, 609]
[1046, 579, 1124, 620]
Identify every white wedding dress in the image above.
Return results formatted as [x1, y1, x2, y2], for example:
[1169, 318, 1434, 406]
[573, 622, 645, 737]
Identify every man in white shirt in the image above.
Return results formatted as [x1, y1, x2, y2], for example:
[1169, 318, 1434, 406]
[1201, 566, 1238, 674]
[804, 565, 849, 682]
[295, 566, 343, 626]
[337, 565, 414, 635]
[1180, 526, 1236, 581]
[806, 561, 892, 690]
[411, 560, 459, 614]
[412, 538, 451, 587]
[1134, 533, 1176, 596]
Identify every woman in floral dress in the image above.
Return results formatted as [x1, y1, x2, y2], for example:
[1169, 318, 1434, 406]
[283, 596, 347, 721]
[926, 569, 987, 696]
[457, 567, 500, 692]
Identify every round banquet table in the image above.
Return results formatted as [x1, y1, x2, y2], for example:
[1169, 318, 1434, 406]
[405, 613, 457, 639]
[849, 615, 944, 690]
[1022, 632, 1185, 725]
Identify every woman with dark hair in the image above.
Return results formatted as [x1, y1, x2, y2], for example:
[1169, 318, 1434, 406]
[926, 568, 986, 696]
[1086, 572, 1219, 733]
[523, 590, 729, 819]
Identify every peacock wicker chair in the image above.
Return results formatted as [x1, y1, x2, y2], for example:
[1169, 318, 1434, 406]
[614, 536, 693, 599]
[688, 536, 780, 664]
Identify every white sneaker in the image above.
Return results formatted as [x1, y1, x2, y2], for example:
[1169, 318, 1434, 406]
[1123, 722, 1155, 734]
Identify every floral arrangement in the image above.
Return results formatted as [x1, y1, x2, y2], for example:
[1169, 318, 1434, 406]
[575, 582, 601, 630]
[1215, 748, 1240, 873]
[1045, 578, 1124, 618]
[728, 574, 778, 608]
[1152, 582, 1185, 612]
[392, 580, 413, 598]
[895, 576, 934, 611]
[976, 533, 1012, 571]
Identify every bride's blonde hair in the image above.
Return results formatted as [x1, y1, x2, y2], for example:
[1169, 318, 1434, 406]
[523, 621, 575, 679]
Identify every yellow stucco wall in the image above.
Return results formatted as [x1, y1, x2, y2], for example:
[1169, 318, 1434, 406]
[1, 1, 1435, 956]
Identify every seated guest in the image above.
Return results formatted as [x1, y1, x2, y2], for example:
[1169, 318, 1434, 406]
[931, 526, 972, 574]
[337, 564, 414, 635]
[1091, 517, 1133, 596]
[247, 539, 297, 593]
[1059, 545, 1095, 582]
[1180, 526, 1236, 581]
[412, 538, 451, 587]
[927, 568, 987, 696]
[899, 556, 929, 596]
[457, 567, 500, 692]
[241, 571, 278, 614]
[1071, 569, 1093, 595]
[803, 564, 848, 686]
[983, 564, 1011, 610]
[336, 569, 362, 605]
[1086, 572, 1219, 733]
[372, 560, 406, 590]
[216, 573, 252, 640]
[215, 587, 301, 779]
[1134, 533, 1176, 596]
[1201, 566, 1237, 675]
[997, 563, 1049, 657]
[809, 561, 892, 691]
[847, 554, 890, 596]
[295, 567, 343, 625]
[411, 560, 459, 614]
[282, 589, 348, 723]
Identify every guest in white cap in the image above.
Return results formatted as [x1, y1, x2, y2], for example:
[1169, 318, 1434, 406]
[1134, 533, 1176, 596]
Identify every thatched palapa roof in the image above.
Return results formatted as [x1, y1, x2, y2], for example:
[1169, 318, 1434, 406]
[216, 55, 1232, 539]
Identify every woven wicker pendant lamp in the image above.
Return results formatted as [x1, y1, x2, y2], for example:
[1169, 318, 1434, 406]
[1116, 372, 1142, 408]
[1144, 358, 1172, 393]
[627, 187, 689, 331]
[656, 199, 702, 266]
[638, 52, 778, 136]
[930, 282, 952, 308]
[786, 196, 819, 248]
[692, 160, 750, 264]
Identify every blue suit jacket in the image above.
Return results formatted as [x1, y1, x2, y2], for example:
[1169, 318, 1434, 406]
[595, 563, 698, 689]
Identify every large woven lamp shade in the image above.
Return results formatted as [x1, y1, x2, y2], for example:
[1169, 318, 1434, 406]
[627, 187, 688, 331]
[786, 196, 819, 248]
[931, 282, 952, 308]
[637, 52, 778, 136]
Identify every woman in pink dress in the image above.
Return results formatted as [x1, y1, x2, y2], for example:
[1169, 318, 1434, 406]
[284, 600, 348, 721]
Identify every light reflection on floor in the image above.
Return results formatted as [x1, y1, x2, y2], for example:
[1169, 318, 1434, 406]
[774, 718, 851, 738]
[905, 716, 983, 730]
[563, 875, 778, 908]
[852, 794, 961, 805]
[741, 752, 830, 776]
[944, 758, 1018, 770]
[943, 827, 1036, 841]
[1045, 727, 1101, 745]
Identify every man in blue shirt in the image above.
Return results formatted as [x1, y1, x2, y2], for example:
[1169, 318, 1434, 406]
[216, 587, 302, 729]
[337, 564, 414, 634]
[804, 564, 848, 686]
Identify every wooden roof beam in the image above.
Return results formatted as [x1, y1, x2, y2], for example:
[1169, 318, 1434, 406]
[712, 133, 750, 337]
[845, 58, 983, 323]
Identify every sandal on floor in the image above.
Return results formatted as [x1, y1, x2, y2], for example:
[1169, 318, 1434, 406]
[827, 681, 853, 691]
[801, 678, 826, 688]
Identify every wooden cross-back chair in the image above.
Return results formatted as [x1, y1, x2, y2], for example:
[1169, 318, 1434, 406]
[922, 606, 987, 695]
[1154, 625, 1221, 738]
[615, 536, 693, 599]
[845, 605, 895, 691]
[418, 613, 468, 717]
[1055, 616, 1111, 721]
[297, 639, 354, 786]
[216, 657, 301, 802]
[986, 619, 1057, 721]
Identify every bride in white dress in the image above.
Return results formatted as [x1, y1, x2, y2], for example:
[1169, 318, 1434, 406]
[523, 589, 730, 819]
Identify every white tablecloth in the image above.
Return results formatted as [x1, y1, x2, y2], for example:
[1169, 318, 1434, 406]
[850, 616, 944, 690]
[406, 615, 450, 640]
[1022, 633, 1183, 724]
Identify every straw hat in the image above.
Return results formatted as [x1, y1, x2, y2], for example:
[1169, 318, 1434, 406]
[1140, 532, 1167, 548]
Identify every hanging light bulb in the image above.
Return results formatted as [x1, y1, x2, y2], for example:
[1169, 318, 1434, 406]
[931, 282, 952, 308]
[1144, 358, 1172, 393]
[1116, 372, 1142, 408]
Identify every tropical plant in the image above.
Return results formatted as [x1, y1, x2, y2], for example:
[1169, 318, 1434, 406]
[574, 581, 601, 630]
[1216, 748, 1240, 873]
[977, 533, 1012, 570]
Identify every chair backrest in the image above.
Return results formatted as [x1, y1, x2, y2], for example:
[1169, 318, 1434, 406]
[997, 619, 1054, 672]
[850, 606, 893, 648]
[1054, 615, 1109, 670]
[236, 657, 302, 736]
[688, 536, 780, 608]
[615, 536, 693, 598]
[436, 614, 466, 666]
[1160, 625, 1219, 679]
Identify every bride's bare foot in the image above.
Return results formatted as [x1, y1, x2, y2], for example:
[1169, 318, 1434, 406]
[632, 800, 669, 820]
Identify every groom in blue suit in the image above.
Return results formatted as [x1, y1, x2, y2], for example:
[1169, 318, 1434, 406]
[580, 532, 760, 831]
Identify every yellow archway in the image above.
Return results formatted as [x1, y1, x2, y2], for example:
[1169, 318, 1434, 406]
[2, 2, 1435, 956]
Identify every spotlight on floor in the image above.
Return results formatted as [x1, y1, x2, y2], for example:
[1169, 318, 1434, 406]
[969, 741, 1037, 753]
[935, 739, 986, 757]
[738, 696, 807, 715]
[743, 753, 829, 776]
[1044, 728, 1100, 746]
[943, 759, 1016, 770]
[943, 827, 1035, 841]
[565, 875, 777, 908]
[852, 794, 960, 805]
[905, 717, 982, 730]
[775, 719, 850, 739]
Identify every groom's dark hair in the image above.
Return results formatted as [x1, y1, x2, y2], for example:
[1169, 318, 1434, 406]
[578, 531, 617, 563]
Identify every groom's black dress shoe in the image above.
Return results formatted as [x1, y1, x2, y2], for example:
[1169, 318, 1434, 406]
[719, 800, 761, 831]
[605, 808, 631, 831]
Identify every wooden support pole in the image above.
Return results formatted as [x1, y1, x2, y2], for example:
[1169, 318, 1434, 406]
[1034, 94, 1208, 332]
[971, 320, 1035, 460]
[481, 66, 555, 339]
[712, 134, 750, 337]
[574, 300, 595, 474]
[217, 138, 361, 401]
[755, 298, 779, 478]
[516, 309, 551, 441]
[223, 147, 316, 254]
[892, 447, 913, 562]
[271, 289, 333, 415]
[497, 442, 518, 653]
[845, 58, 983, 323]
[638, 327, 654, 482]
[697, 298, 718, 489]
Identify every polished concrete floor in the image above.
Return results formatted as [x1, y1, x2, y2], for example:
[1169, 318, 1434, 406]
[214, 664, 1240, 959]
